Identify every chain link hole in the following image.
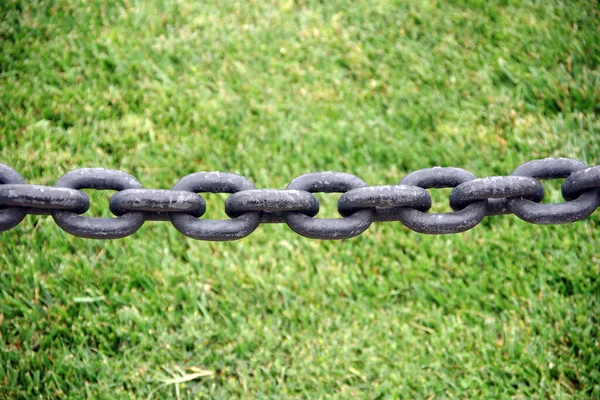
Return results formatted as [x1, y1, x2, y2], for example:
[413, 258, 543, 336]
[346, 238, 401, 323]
[202, 193, 232, 219]
[426, 188, 454, 213]
[313, 193, 343, 218]
[80, 189, 116, 217]
[538, 180, 564, 203]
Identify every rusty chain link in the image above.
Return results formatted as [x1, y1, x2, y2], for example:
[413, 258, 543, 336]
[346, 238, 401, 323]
[0, 158, 598, 240]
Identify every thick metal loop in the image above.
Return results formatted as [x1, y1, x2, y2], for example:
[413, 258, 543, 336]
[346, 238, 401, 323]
[284, 172, 374, 239]
[449, 176, 545, 212]
[562, 166, 600, 201]
[338, 185, 432, 221]
[500, 157, 588, 216]
[396, 167, 486, 234]
[170, 172, 260, 241]
[0, 184, 90, 215]
[225, 189, 319, 223]
[508, 158, 599, 224]
[52, 169, 146, 239]
[0, 164, 27, 231]
[110, 189, 206, 221]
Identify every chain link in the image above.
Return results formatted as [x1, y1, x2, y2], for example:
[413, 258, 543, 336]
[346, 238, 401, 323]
[282, 172, 375, 239]
[169, 172, 261, 241]
[0, 158, 598, 240]
[51, 168, 146, 239]
[110, 189, 206, 221]
[396, 167, 487, 234]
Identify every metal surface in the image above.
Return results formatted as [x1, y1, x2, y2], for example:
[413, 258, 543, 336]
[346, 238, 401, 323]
[110, 189, 206, 221]
[562, 166, 600, 200]
[0, 157, 598, 240]
[169, 172, 261, 241]
[0, 165, 27, 231]
[449, 176, 544, 211]
[225, 189, 319, 223]
[51, 168, 146, 239]
[0, 184, 90, 214]
[395, 167, 487, 234]
[283, 172, 375, 239]
[337, 185, 432, 220]
[508, 158, 600, 224]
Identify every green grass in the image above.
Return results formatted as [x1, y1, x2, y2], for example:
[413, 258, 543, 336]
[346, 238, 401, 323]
[1, 0, 599, 398]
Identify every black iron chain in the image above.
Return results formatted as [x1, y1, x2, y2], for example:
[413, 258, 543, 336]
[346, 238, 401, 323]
[1, 158, 598, 240]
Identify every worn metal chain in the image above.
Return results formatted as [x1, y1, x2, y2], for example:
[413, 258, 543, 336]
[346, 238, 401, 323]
[1, 158, 598, 240]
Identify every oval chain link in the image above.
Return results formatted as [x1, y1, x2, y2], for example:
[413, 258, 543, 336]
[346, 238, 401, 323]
[396, 167, 487, 234]
[0, 184, 90, 215]
[338, 185, 432, 221]
[52, 169, 146, 239]
[508, 158, 600, 224]
[225, 189, 319, 223]
[284, 172, 374, 239]
[449, 176, 544, 212]
[169, 172, 260, 241]
[110, 189, 206, 221]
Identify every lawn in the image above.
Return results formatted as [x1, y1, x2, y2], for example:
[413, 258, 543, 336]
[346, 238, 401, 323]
[1, 0, 599, 398]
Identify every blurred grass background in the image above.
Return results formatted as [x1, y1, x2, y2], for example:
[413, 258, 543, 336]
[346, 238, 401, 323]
[1, 0, 599, 398]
